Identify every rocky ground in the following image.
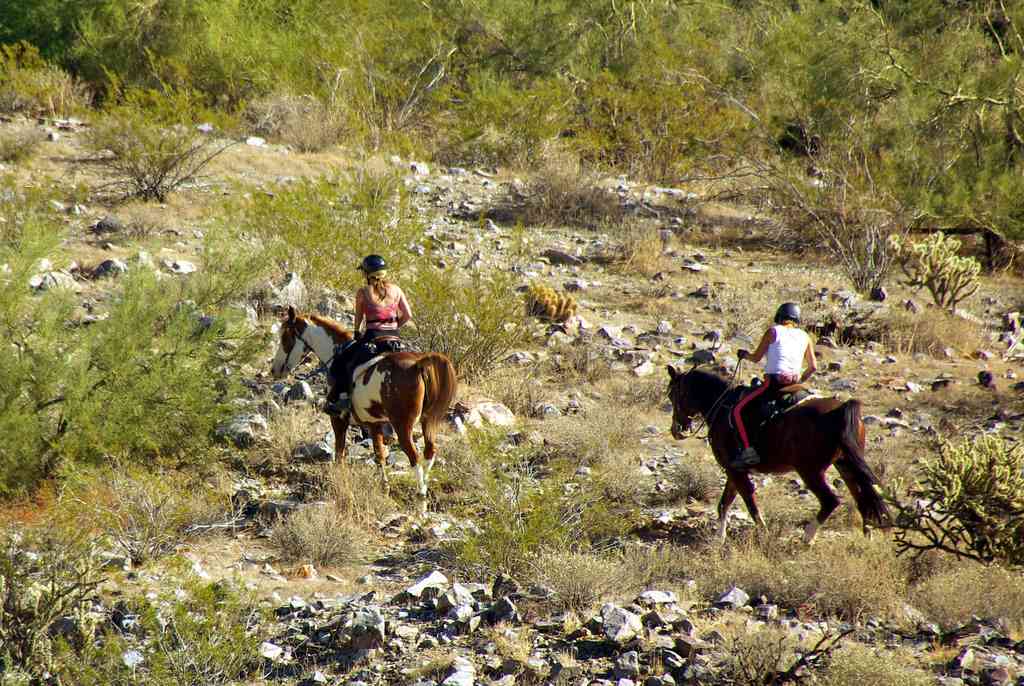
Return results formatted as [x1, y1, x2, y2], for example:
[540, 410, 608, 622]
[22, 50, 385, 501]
[4, 114, 1024, 685]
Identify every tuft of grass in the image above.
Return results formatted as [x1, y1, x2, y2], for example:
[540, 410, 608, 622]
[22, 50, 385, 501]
[324, 462, 398, 527]
[520, 156, 623, 229]
[528, 549, 633, 613]
[882, 307, 985, 358]
[244, 94, 345, 153]
[613, 221, 671, 278]
[268, 502, 369, 566]
[667, 458, 722, 503]
[0, 128, 45, 164]
[910, 562, 1024, 630]
[818, 643, 933, 686]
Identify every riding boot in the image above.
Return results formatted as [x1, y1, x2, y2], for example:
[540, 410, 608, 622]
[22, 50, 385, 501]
[730, 446, 761, 470]
[323, 373, 352, 417]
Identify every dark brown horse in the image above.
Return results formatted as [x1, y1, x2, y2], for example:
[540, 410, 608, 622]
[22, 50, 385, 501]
[271, 307, 457, 502]
[666, 365, 890, 543]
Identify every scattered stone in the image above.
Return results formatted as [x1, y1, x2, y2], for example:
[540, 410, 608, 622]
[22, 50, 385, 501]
[690, 283, 712, 298]
[904, 299, 921, 314]
[978, 371, 996, 389]
[347, 608, 387, 650]
[869, 286, 887, 302]
[286, 381, 315, 404]
[601, 603, 643, 645]
[465, 402, 516, 428]
[442, 657, 476, 686]
[272, 271, 307, 309]
[121, 649, 144, 669]
[689, 349, 716, 365]
[533, 402, 563, 419]
[542, 248, 585, 266]
[29, 271, 77, 291]
[410, 161, 430, 176]
[405, 571, 449, 600]
[638, 590, 678, 605]
[487, 597, 520, 624]
[93, 215, 124, 234]
[633, 360, 655, 377]
[259, 641, 285, 661]
[246, 136, 267, 147]
[162, 259, 197, 275]
[92, 258, 128, 279]
[616, 651, 641, 679]
[217, 413, 268, 448]
[977, 350, 995, 361]
[715, 586, 750, 609]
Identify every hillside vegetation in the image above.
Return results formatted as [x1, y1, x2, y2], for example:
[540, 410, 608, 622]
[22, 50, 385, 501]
[5, 0, 1024, 239]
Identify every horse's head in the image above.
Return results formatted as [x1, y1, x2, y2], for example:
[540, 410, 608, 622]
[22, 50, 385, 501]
[666, 365, 700, 439]
[270, 306, 310, 378]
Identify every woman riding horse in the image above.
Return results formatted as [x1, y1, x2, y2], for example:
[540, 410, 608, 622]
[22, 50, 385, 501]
[324, 254, 413, 416]
[732, 302, 817, 470]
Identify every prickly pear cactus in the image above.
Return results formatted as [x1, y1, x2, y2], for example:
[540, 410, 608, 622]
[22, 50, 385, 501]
[889, 233, 980, 310]
[524, 283, 577, 322]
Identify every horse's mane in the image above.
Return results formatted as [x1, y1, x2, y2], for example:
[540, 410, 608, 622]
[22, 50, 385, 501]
[684, 365, 732, 406]
[304, 313, 355, 342]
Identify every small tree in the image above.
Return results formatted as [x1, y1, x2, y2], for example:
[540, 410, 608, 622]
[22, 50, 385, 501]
[889, 435, 1024, 567]
[889, 232, 981, 310]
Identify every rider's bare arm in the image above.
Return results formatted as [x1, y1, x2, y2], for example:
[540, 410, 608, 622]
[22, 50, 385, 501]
[396, 288, 412, 327]
[800, 339, 817, 383]
[745, 328, 774, 363]
[354, 288, 366, 332]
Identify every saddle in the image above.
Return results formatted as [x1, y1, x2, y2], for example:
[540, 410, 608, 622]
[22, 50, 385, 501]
[731, 381, 814, 433]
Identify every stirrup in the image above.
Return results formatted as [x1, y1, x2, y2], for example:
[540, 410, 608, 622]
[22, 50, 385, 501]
[730, 446, 760, 470]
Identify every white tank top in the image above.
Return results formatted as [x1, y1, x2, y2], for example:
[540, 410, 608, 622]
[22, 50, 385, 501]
[765, 325, 809, 376]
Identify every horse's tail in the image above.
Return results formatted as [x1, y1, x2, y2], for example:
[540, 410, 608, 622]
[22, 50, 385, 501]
[414, 353, 458, 434]
[835, 399, 892, 530]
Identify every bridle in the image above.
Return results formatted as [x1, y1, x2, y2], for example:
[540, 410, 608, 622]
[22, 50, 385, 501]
[283, 320, 337, 373]
[672, 360, 743, 440]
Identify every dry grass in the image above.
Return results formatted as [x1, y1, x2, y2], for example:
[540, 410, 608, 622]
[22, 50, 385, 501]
[882, 307, 985, 358]
[613, 221, 672, 278]
[268, 502, 368, 566]
[541, 405, 638, 468]
[691, 535, 909, 622]
[482, 624, 534, 668]
[818, 643, 933, 686]
[520, 156, 623, 229]
[257, 403, 327, 465]
[325, 462, 398, 527]
[0, 128, 45, 164]
[528, 549, 634, 613]
[547, 336, 614, 385]
[243, 94, 346, 153]
[665, 457, 722, 503]
[477, 367, 553, 418]
[617, 543, 696, 588]
[910, 562, 1024, 630]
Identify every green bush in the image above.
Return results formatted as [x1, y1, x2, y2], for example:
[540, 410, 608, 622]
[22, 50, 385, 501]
[0, 179, 267, 496]
[890, 435, 1024, 567]
[0, 528, 105, 681]
[0, 41, 90, 116]
[890, 232, 981, 310]
[0, 128, 45, 164]
[62, 579, 265, 686]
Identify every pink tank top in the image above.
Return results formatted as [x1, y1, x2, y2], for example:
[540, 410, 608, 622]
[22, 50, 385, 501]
[364, 295, 399, 330]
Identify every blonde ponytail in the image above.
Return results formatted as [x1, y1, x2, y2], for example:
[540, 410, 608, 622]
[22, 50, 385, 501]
[367, 271, 389, 301]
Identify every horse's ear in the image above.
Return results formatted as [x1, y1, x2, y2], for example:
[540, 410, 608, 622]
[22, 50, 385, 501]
[287, 305, 296, 323]
[666, 365, 678, 380]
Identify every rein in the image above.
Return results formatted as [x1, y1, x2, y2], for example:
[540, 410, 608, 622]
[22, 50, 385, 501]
[678, 360, 743, 440]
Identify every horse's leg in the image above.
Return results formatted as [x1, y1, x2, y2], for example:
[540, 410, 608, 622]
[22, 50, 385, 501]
[394, 417, 428, 515]
[330, 414, 351, 462]
[716, 479, 738, 542]
[420, 417, 438, 493]
[801, 469, 840, 545]
[370, 426, 390, 492]
[731, 471, 767, 530]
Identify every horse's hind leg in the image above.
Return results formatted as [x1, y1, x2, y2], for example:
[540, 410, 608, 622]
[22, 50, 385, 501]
[716, 479, 738, 542]
[370, 426, 390, 492]
[394, 418, 428, 515]
[731, 471, 767, 530]
[330, 414, 351, 462]
[801, 469, 840, 545]
[420, 418, 438, 489]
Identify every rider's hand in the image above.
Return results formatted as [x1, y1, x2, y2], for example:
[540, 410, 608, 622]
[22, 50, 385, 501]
[737, 349, 750, 360]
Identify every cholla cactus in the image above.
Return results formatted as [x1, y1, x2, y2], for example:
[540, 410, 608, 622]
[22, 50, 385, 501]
[890, 435, 1024, 567]
[889, 233, 980, 310]
[525, 283, 577, 322]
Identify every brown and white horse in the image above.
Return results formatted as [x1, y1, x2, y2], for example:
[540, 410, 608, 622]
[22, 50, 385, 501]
[271, 307, 457, 502]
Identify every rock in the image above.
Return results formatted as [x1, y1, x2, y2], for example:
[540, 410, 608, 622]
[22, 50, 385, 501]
[533, 402, 562, 419]
[406, 571, 449, 600]
[347, 608, 387, 650]
[217, 413, 268, 448]
[904, 299, 921, 314]
[869, 286, 887, 302]
[410, 161, 430, 175]
[905, 381, 923, 393]
[601, 603, 643, 645]
[1002, 311, 1020, 331]
[272, 272, 307, 309]
[92, 258, 129, 279]
[466, 402, 516, 427]
[135, 251, 155, 268]
[638, 590, 678, 605]
[979, 371, 997, 389]
[616, 651, 641, 679]
[715, 586, 750, 609]
[690, 283, 712, 298]
[121, 649, 144, 668]
[259, 641, 285, 661]
[977, 350, 995, 361]
[689, 349, 716, 365]
[162, 259, 197, 275]
[830, 379, 857, 392]
[294, 432, 334, 462]
[93, 215, 124, 234]
[437, 583, 476, 615]
[246, 136, 267, 147]
[29, 271, 77, 291]
[492, 573, 520, 599]
[564, 278, 588, 292]
[442, 657, 476, 686]
[286, 381, 315, 403]
[755, 603, 779, 620]
[633, 360, 655, 377]
[542, 248, 585, 266]
[487, 597, 520, 624]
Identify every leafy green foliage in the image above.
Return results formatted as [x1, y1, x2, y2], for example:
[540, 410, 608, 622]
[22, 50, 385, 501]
[0, 179, 268, 496]
[0, 41, 89, 116]
[891, 435, 1024, 567]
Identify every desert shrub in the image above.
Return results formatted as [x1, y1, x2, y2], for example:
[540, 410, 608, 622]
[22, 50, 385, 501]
[528, 550, 632, 613]
[890, 434, 1024, 567]
[405, 267, 524, 382]
[692, 536, 907, 621]
[55, 464, 231, 566]
[63, 580, 265, 686]
[614, 221, 670, 277]
[721, 625, 801, 686]
[910, 562, 1024, 629]
[882, 308, 984, 358]
[541, 406, 637, 468]
[269, 503, 368, 566]
[0, 528, 105, 681]
[84, 102, 234, 202]
[233, 167, 424, 293]
[0, 181, 266, 495]
[0, 42, 89, 116]
[548, 336, 614, 385]
[617, 543, 694, 588]
[818, 644, 933, 686]
[244, 94, 345, 153]
[0, 128, 45, 164]
[890, 232, 981, 310]
[524, 283, 577, 322]
[325, 462, 399, 527]
[518, 157, 623, 228]
[667, 458, 722, 503]
[476, 367, 551, 418]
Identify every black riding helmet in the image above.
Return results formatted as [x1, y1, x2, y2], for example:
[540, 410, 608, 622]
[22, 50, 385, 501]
[359, 254, 387, 274]
[774, 302, 801, 325]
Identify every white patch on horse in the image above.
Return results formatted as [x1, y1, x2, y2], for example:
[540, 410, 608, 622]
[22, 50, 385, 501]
[414, 463, 426, 497]
[352, 356, 388, 423]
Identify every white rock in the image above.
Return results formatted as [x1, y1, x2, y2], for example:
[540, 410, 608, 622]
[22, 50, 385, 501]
[406, 570, 449, 599]
[467, 402, 516, 428]
[121, 650, 144, 668]
[246, 136, 267, 147]
[259, 641, 284, 660]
